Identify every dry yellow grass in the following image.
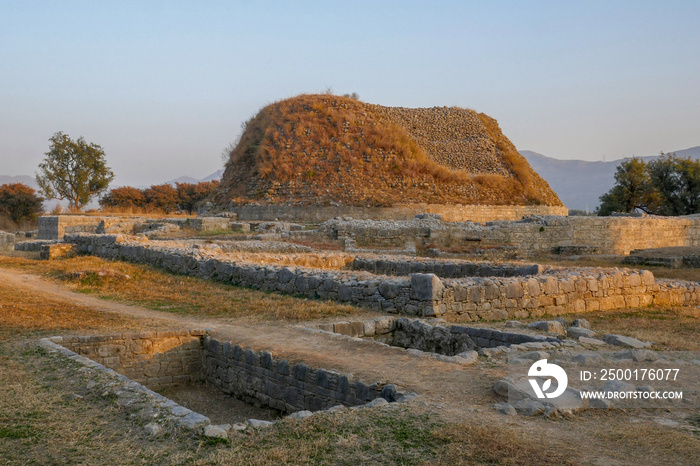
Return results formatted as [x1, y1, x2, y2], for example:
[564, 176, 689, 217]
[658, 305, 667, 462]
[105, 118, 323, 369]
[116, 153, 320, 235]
[582, 307, 700, 351]
[0, 280, 142, 338]
[0, 255, 363, 322]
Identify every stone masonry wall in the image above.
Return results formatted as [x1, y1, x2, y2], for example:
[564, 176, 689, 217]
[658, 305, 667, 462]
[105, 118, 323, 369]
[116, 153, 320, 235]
[38, 215, 232, 239]
[305, 316, 560, 351]
[201, 337, 401, 413]
[0, 231, 15, 251]
[318, 215, 700, 256]
[57, 330, 207, 389]
[228, 203, 568, 224]
[351, 256, 542, 278]
[63, 234, 700, 320]
[391, 318, 559, 353]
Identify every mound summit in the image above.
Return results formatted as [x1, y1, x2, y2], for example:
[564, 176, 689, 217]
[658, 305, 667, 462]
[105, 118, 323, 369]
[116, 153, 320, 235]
[214, 94, 562, 208]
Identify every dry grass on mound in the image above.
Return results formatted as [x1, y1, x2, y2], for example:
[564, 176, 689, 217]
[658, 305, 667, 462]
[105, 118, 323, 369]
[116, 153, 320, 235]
[0, 255, 363, 323]
[217, 94, 557, 207]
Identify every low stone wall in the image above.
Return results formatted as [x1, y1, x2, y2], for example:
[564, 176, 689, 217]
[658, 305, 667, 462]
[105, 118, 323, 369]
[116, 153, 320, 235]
[190, 217, 231, 231]
[392, 318, 477, 355]
[57, 330, 207, 389]
[64, 234, 428, 314]
[436, 270, 672, 320]
[392, 318, 559, 353]
[63, 234, 700, 320]
[351, 256, 542, 278]
[202, 337, 401, 413]
[14, 239, 57, 252]
[227, 203, 568, 224]
[307, 317, 561, 352]
[38, 215, 104, 239]
[38, 215, 233, 239]
[0, 231, 15, 251]
[312, 215, 700, 256]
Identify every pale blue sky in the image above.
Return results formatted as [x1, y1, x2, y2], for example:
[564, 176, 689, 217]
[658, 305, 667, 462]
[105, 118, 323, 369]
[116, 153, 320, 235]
[2, 0, 699, 186]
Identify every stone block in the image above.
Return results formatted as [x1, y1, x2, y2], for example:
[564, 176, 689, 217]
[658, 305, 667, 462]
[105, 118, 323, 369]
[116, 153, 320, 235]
[409, 274, 443, 301]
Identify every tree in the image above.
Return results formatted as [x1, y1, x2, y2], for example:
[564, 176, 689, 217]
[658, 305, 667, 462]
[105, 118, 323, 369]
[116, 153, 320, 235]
[99, 186, 146, 210]
[36, 132, 114, 210]
[598, 153, 700, 216]
[648, 153, 700, 215]
[176, 180, 219, 214]
[597, 157, 660, 215]
[0, 183, 43, 222]
[144, 184, 178, 213]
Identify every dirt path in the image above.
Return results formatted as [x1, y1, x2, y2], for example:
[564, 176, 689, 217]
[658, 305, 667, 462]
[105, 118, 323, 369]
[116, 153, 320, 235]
[2, 267, 697, 465]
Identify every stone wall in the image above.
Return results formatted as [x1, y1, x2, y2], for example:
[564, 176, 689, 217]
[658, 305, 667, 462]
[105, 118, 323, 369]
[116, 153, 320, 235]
[391, 318, 559, 353]
[351, 256, 542, 278]
[228, 203, 568, 224]
[307, 316, 562, 352]
[14, 239, 57, 252]
[65, 234, 424, 314]
[37, 215, 234, 239]
[315, 215, 700, 256]
[57, 330, 206, 389]
[0, 231, 15, 251]
[63, 234, 700, 321]
[202, 337, 401, 413]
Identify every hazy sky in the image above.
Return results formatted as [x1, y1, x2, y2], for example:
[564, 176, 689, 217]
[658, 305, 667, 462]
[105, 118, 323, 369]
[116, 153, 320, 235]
[2, 0, 699, 187]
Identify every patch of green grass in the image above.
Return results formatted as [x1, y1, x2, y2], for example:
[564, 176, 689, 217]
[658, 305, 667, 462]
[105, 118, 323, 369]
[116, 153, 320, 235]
[0, 425, 39, 439]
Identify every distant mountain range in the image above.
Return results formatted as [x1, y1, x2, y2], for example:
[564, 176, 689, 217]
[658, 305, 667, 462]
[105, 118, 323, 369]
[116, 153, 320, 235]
[521, 146, 700, 211]
[164, 169, 223, 186]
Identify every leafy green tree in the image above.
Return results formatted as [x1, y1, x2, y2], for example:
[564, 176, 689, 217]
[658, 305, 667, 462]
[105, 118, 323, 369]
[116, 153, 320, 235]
[648, 153, 700, 215]
[597, 157, 660, 215]
[0, 183, 43, 222]
[36, 132, 114, 210]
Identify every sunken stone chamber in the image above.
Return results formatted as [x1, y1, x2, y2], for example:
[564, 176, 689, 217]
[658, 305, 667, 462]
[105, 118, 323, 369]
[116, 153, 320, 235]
[55, 330, 401, 415]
